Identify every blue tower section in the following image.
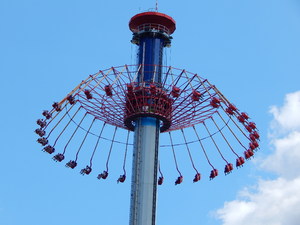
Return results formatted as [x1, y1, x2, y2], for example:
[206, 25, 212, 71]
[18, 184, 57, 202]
[128, 12, 176, 225]
[138, 37, 164, 82]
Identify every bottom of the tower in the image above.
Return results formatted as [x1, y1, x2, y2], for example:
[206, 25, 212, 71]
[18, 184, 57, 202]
[129, 117, 160, 225]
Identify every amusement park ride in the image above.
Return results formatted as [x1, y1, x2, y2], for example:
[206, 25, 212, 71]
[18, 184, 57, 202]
[35, 10, 259, 225]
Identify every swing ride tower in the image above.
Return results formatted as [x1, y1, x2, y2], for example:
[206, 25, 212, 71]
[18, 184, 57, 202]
[35, 10, 260, 225]
[128, 12, 176, 225]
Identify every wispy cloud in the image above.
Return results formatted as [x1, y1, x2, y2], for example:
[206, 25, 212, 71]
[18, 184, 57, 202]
[269, 90, 300, 135]
[216, 91, 300, 225]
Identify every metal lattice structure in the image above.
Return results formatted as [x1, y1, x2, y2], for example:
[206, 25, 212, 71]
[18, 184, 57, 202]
[36, 64, 259, 178]
[35, 11, 259, 225]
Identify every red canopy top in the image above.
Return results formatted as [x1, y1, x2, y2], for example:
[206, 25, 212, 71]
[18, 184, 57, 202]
[129, 12, 176, 34]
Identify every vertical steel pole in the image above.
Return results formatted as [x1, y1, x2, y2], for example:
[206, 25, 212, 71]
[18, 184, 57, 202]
[128, 12, 175, 225]
[129, 37, 164, 225]
[130, 117, 160, 225]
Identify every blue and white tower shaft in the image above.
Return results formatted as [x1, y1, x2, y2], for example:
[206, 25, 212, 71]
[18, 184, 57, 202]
[128, 12, 176, 225]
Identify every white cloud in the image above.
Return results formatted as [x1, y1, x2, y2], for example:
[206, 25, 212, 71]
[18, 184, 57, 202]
[269, 91, 300, 133]
[261, 131, 300, 179]
[216, 91, 300, 225]
[217, 178, 300, 225]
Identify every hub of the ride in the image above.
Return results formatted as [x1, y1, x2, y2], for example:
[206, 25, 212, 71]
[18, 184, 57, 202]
[123, 81, 172, 132]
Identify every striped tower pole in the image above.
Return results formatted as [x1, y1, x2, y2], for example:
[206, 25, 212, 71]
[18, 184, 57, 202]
[128, 12, 176, 225]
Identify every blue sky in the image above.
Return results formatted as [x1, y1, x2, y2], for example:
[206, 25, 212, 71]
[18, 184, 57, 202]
[1, 0, 300, 225]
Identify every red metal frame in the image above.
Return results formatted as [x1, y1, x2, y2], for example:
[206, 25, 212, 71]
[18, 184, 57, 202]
[36, 64, 260, 181]
[73, 65, 229, 132]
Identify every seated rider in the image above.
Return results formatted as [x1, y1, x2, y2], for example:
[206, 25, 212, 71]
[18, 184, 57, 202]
[117, 174, 126, 183]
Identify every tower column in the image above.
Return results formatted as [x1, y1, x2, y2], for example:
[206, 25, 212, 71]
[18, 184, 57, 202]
[128, 12, 176, 225]
[130, 117, 160, 225]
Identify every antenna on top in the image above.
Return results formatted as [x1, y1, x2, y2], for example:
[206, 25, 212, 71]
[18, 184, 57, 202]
[155, 0, 158, 11]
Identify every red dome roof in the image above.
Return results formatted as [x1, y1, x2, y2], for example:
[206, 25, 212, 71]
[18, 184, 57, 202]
[129, 12, 176, 34]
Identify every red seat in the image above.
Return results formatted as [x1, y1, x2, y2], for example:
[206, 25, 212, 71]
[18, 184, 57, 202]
[245, 125, 253, 132]
[37, 119, 47, 128]
[210, 97, 221, 108]
[84, 89, 93, 99]
[117, 175, 126, 183]
[66, 160, 77, 168]
[158, 176, 164, 185]
[80, 166, 92, 175]
[37, 137, 48, 146]
[250, 134, 256, 141]
[53, 153, 65, 162]
[248, 122, 256, 130]
[52, 102, 61, 111]
[236, 157, 245, 167]
[104, 85, 113, 96]
[175, 176, 183, 185]
[241, 112, 249, 120]
[228, 104, 237, 112]
[42, 110, 52, 119]
[67, 95, 76, 105]
[98, 171, 109, 180]
[171, 86, 180, 97]
[193, 173, 201, 182]
[226, 108, 234, 115]
[244, 149, 254, 159]
[224, 163, 234, 174]
[43, 145, 55, 154]
[253, 131, 260, 139]
[192, 90, 202, 101]
[210, 169, 218, 179]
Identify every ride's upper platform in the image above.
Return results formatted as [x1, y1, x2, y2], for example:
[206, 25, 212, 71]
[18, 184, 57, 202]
[129, 12, 176, 35]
